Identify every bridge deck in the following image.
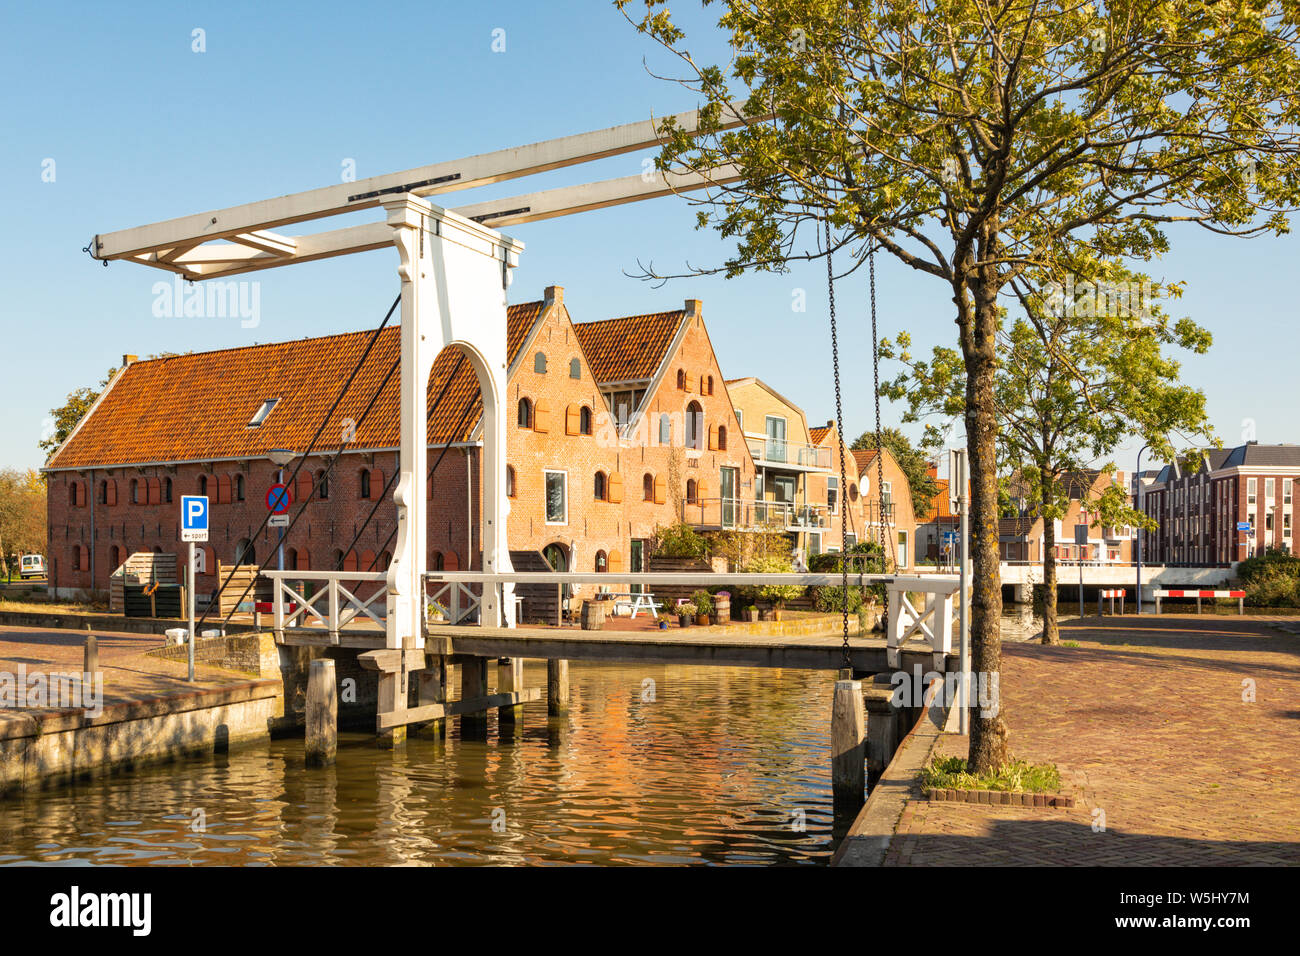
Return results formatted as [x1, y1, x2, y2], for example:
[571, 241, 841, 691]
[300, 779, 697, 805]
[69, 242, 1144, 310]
[418, 625, 952, 672]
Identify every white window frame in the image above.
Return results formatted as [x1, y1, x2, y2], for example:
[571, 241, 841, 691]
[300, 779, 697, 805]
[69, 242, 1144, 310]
[543, 469, 568, 525]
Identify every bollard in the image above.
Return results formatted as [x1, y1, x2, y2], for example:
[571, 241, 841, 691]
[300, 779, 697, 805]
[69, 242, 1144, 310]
[305, 659, 338, 767]
[83, 635, 98, 677]
[831, 679, 866, 805]
[547, 659, 570, 717]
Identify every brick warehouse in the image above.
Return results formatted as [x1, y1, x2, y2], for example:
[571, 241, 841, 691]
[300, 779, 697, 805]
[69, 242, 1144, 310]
[43, 285, 890, 604]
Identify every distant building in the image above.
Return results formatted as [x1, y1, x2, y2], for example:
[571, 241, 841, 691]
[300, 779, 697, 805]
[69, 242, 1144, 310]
[997, 470, 1135, 564]
[1140, 443, 1300, 566]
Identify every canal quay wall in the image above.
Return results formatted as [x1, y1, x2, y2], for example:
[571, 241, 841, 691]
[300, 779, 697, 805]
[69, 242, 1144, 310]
[0, 679, 281, 795]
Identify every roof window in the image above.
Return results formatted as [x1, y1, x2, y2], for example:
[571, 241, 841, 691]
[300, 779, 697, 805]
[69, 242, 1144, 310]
[248, 398, 279, 428]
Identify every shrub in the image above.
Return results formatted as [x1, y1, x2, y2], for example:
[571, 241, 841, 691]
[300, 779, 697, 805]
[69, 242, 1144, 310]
[675, 600, 696, 618]
[651, 522, 708, 559]
[1244, 567, 1300, 607]
[1237, 548, 1300, 585]
[691, 589, 714, 615]
[745, 553, 804, 606]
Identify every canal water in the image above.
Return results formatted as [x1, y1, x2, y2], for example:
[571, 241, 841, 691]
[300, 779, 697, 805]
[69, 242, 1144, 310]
[0, 661, 842, 866]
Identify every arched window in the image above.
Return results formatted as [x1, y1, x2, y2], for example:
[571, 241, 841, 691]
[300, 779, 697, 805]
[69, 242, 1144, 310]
[569, 358, 581, 379]
[380, 550, 392, 569]
[685, 401, 703, 450]
[717, 425, 728, 451]
[98, 480, 108, 505]
[316, 470, 330, 500]
[164, 477, 173, 503]
[517, 397, 533, 428]
[434, 551, 445, 571]
[286, 548, 299, 571]
[71, 544, 82, 571]
[198, 475, 208, 496]
[331, 549, 345, 571]
[686, 479, 698, 504]
[643, 473, 654, 501]
[595, 549, 608, 572]
[580, 405, 593, 435]
[659, 413, 672, 445]
[534, 352, 547, 374]
[594, 471, 607, 501]
[234, 538, 255, 565]
[359, 469, 371, 500]
[130, 479, 140, 504]
[676, 369, 686, 390]
[707, 375, 714, 395]
[109, 544, 122, 570]
[234, 474, 245, 501]
[506, 465, 516, 498]
[70, 483, 78, 507]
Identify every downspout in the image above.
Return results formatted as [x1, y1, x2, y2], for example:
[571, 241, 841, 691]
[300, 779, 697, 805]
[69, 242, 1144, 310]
[466, 447, 474, 570]
[88, 469, 95, 594]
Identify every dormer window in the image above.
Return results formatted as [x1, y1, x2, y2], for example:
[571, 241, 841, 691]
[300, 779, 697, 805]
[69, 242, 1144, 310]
[248, 398, 279, 428]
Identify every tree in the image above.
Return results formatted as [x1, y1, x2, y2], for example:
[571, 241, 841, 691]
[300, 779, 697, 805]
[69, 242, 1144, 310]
[620, 0, 1300, 773]
[0, 469, 47, 580]
[39, 366, 119, 460]
[852, 426, 939, 521]
[883, 259, 1213, 643]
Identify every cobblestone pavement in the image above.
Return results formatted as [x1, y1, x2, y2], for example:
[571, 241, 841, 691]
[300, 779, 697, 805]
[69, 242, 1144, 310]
[0, 624, 248, 708]
[883, 614, 1300, 866]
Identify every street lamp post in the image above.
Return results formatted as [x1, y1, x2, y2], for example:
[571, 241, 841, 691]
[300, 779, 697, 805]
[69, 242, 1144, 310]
[1135, 444, 1151, 615]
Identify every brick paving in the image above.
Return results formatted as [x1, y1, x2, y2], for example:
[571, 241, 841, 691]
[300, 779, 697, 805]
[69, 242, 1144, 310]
[0, 624, 251, 710]
[883, 614, 1300, 865]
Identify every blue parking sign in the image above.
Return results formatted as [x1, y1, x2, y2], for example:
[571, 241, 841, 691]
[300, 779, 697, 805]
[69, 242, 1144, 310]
[181, 495, 209, 542]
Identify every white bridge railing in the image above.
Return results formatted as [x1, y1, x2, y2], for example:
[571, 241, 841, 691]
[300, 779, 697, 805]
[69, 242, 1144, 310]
[265, 570, 388, 642]
[425, 570, 962, 668]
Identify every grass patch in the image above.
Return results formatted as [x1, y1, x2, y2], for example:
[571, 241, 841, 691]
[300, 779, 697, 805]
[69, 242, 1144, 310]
[920, 754, 1062, 793]
[1060, 640, 1080, 648]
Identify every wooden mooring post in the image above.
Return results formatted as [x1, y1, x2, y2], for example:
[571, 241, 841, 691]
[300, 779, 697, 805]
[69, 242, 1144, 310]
[306, 659, 338, 767]
[547, 659, 569, 717]
[83, 635, 98, 677]
[498, 657, 524, 731]
[461, 656, 490, 738]
[831, 679, 867, 806]
[414, 655, 449, 739]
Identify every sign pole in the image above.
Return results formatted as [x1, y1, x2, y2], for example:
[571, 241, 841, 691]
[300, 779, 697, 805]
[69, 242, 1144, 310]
[187, 540, 196, 682]
[950, 448, 970, 737]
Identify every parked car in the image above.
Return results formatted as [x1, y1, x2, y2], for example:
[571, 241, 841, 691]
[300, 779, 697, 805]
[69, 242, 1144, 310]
[19, 554, 45, 579]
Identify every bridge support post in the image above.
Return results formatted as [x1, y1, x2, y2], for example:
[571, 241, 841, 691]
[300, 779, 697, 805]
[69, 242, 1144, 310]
[413, 654, 448, 739]
[547, 659, 570, 717]
[461, 656, 490, 738]
[498, 657, 524, 733]
[831, 679, 866, 808]
[1012, 583, 1033, 605]
[305, 659, 337, 767]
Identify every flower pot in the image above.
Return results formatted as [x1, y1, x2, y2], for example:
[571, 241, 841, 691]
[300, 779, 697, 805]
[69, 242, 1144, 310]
[658, 620, 668, 630]
[695, 613, 711, 627]
[712, 596, 730, 623]
[745, 609, 759, 623]
[760, 608, 773, 622]
[677, 614, 691, 628]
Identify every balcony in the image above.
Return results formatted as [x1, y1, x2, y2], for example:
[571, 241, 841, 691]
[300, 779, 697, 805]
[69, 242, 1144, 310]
[681, 497, 830, 531]
[746, 435, 832, 471]
[864, 499, 896, 525]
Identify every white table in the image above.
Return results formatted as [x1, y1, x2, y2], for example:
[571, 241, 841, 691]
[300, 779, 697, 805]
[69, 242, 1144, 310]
[601, 591, 662, 619]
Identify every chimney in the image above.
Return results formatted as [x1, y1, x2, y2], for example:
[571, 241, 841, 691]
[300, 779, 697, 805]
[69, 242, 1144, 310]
[926, 460, 939, 480]
[544, 285, 564, 306]
[684, 298, 702, 320]
[122, 354, 138, 366]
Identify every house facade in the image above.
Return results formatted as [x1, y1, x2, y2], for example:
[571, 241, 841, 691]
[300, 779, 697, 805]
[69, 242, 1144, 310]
[46, 286, 912, 600]
[1139, 443, 1300, 566]
[997, 470, 1136, 564]
[849, 447, 917, 568]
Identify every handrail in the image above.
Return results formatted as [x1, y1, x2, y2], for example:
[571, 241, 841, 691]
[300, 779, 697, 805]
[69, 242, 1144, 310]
[423, 569, 961, 591]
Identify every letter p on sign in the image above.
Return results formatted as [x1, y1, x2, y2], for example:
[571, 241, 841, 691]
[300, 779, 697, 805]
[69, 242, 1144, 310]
[181, 495, 209, 542]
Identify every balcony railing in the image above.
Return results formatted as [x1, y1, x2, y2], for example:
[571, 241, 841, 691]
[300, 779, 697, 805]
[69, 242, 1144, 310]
[745, 435, 832, 470]
[681, 497, 830, 530]
[864, 499, 896, 525]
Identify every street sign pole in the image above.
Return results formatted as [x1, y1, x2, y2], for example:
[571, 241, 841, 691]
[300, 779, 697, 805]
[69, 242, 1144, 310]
[950, 448, 970, 736]
[277, 468, 286, 572]
[187, 541, 196, 682]
[180, 494, 209, 683]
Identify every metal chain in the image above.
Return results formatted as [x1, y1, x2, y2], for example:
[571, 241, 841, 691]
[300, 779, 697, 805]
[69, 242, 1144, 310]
[825, 221, 851, 671]
[870, 246, 892, 631]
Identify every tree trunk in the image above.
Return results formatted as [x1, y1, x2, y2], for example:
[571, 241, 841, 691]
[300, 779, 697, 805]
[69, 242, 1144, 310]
[961, 278, 1011, 775]
[1041, 502, 1059, 645]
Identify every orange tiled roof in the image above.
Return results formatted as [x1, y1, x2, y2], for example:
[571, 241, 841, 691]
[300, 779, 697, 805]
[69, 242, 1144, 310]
[809, 425, 832, 444]
[572, 310, 684, 384]
[851, 448, 879, 474]
[47, 302, 544, 470]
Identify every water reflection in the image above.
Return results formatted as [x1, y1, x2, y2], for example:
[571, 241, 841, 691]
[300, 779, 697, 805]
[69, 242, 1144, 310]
[0, 662, 839, 866]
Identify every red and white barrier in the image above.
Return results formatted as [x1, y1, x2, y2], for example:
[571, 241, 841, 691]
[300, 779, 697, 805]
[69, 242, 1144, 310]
[1097, 589, 1126, 616]
[1152, 589, 1245, 614]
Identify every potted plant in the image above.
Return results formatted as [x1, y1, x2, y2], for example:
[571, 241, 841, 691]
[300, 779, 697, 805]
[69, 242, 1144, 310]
[691, 589, 714, 626]
[676, 600, 695, 627]
[658, 618, 669, 630]
[712, 590, 731, 624]
[745, 604, 759, 623]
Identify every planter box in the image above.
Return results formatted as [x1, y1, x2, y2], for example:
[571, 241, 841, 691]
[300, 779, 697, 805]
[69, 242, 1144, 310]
[745, 609, 759, 623]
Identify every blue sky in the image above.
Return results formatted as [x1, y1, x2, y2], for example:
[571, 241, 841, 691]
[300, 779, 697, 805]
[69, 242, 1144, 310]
[2, 0, 1296, 477]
